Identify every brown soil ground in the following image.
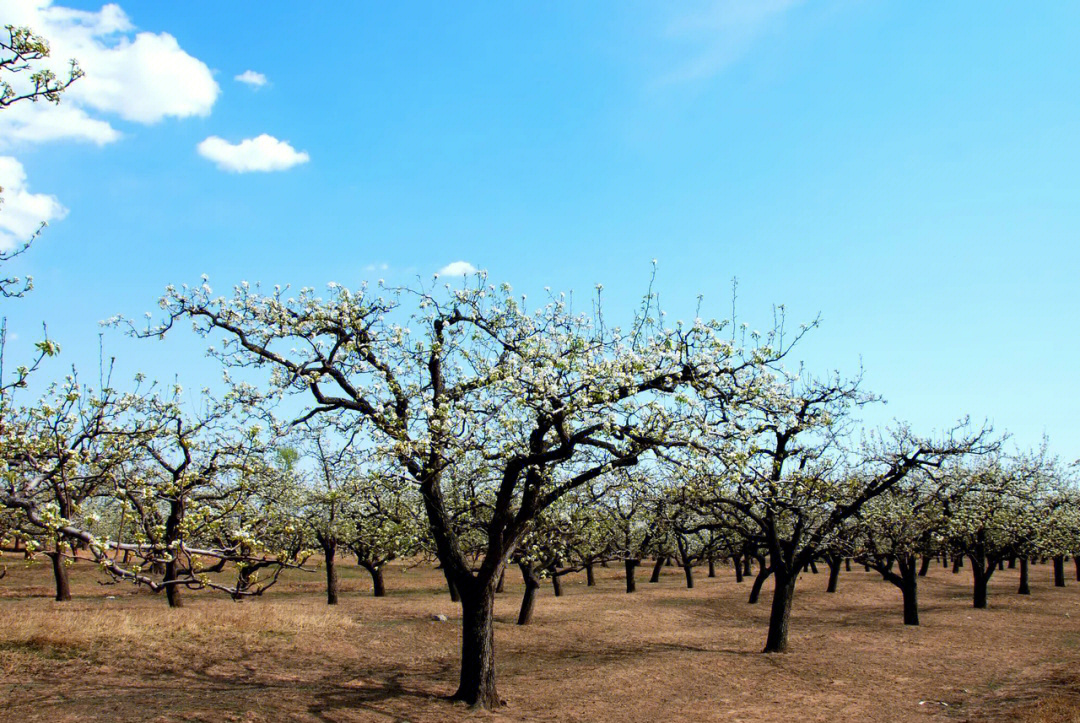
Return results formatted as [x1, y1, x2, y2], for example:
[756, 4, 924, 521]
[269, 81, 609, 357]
[1, 557, 1079, 722]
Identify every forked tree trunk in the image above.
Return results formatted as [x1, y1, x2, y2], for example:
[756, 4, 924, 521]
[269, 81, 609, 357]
[649, 556, 664, 583]
[1018, 557, 1030, 595]
[826, 557, 840, 593]
[452, 582, 500, 709]
[517, 563, 539, 625]
[749, 565, 772, 605]
[49, 545, 71, 602]
[625, 559, 639, 593]
[969, 551, 992, 609]
[585, 562, 595, 587]
[763, 567, 798, 653]
[1053, 556, 1066, 587]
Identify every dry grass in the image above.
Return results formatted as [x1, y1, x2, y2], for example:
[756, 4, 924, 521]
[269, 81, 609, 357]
[1, 557, 1079, 721]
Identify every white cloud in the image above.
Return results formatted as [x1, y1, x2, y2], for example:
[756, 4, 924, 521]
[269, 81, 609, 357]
[235, 70, 268, 88]
[661, 0, 803, 84]
[0, 157, 68, 251]
[197, 134, 310, 173]
[364, 263, 390, 272]
[0, 0, 219, 146]
[437, 261, 478, 277]
[0, 102, 121, 146]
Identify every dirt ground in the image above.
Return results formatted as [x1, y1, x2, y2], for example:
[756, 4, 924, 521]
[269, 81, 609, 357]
[1, 556, 1079, 722]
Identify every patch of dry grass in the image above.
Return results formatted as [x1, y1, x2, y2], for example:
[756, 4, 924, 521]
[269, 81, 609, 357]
[1, 557, 1079, 721]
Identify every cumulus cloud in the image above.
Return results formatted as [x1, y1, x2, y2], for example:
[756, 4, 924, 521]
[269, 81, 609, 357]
[235, 70, 268, 88]
[437, 261, 478, 277]
[0, 0, 219, 146]
[0, 157, 68, 251]
[197, 134, 310, 173]
[661, 0, 803, 84]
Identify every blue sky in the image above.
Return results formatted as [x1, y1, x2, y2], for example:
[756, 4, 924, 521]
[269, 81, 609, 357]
[1, 1, 1078, 458]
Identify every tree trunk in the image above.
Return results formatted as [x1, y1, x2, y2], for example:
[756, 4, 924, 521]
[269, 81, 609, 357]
[324, 541, 339, 605]
[1018, 556, 1030, 595]
[585, 562, 595, 587]
[952, 555, 963, 573]
[1074, 556, 1080, 582]
[683, 562, 694, 589]
[1054, 556, 1066, 587]
[708, 557, 716, 578]
[1008, 557, 1016, 569]
[845, 558, 851, 572]
[495, 567, 505, 593]
[826, 557, 840, 593]
[743, 556, 752, 576]
[164, 501, 184, 608]
[763, 567, 797, 653]
[452, 583, 500, 709]
[625, 559, 639, 593]
[49, 546, 71, 602]
[649, 556, 664, 583]
[749, 565, 772, 605]
[517, 563, 539, 626]
[369, 565, 385, 597]
[918, 556, 931, 577]
[444, 566, 461, 602]
[550, 570, 563, 597]
[733, 554, 744, 583]
[899, 557, 919, 625]
[969, 552, 990, 609]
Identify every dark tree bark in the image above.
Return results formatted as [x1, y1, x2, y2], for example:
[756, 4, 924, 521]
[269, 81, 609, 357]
[550, 568, 563, 597]
[495, 568, 505, 593]
[443, 566, 461, 603]
[748, 565, 772, 605]
[649, 556, 664, 583]
[683, 562, 694, 589]
[585, 562, 595, 587]
[826, 556, 841, 593]
[48, 544, 71, 602]
[763, 567, 798, 653]
[918, 556, 931, 577]
[1018, 556, 1030, 595]
[453, 580, 500, 709]
[952, 555, 963, 573]
[517, 563, 539, 625]
[997, 558, 1004, 571]
[164, 501, 185, 608]
[1054, 556, 1066, 587]
[323, 539, 339, 606]
[743, 556, 752, 577]
[707, 557, 716, 578]
[845, 558, 851, 572]
[732, 554, 744, 583]
[625, 559, 638, 593]
[968, 550, 996, 609]
[368, 564, 386, 597]
[899, 559, 919, 626]
[1074, 556, 1080, 582]
[1008, 557, 1016, 569]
